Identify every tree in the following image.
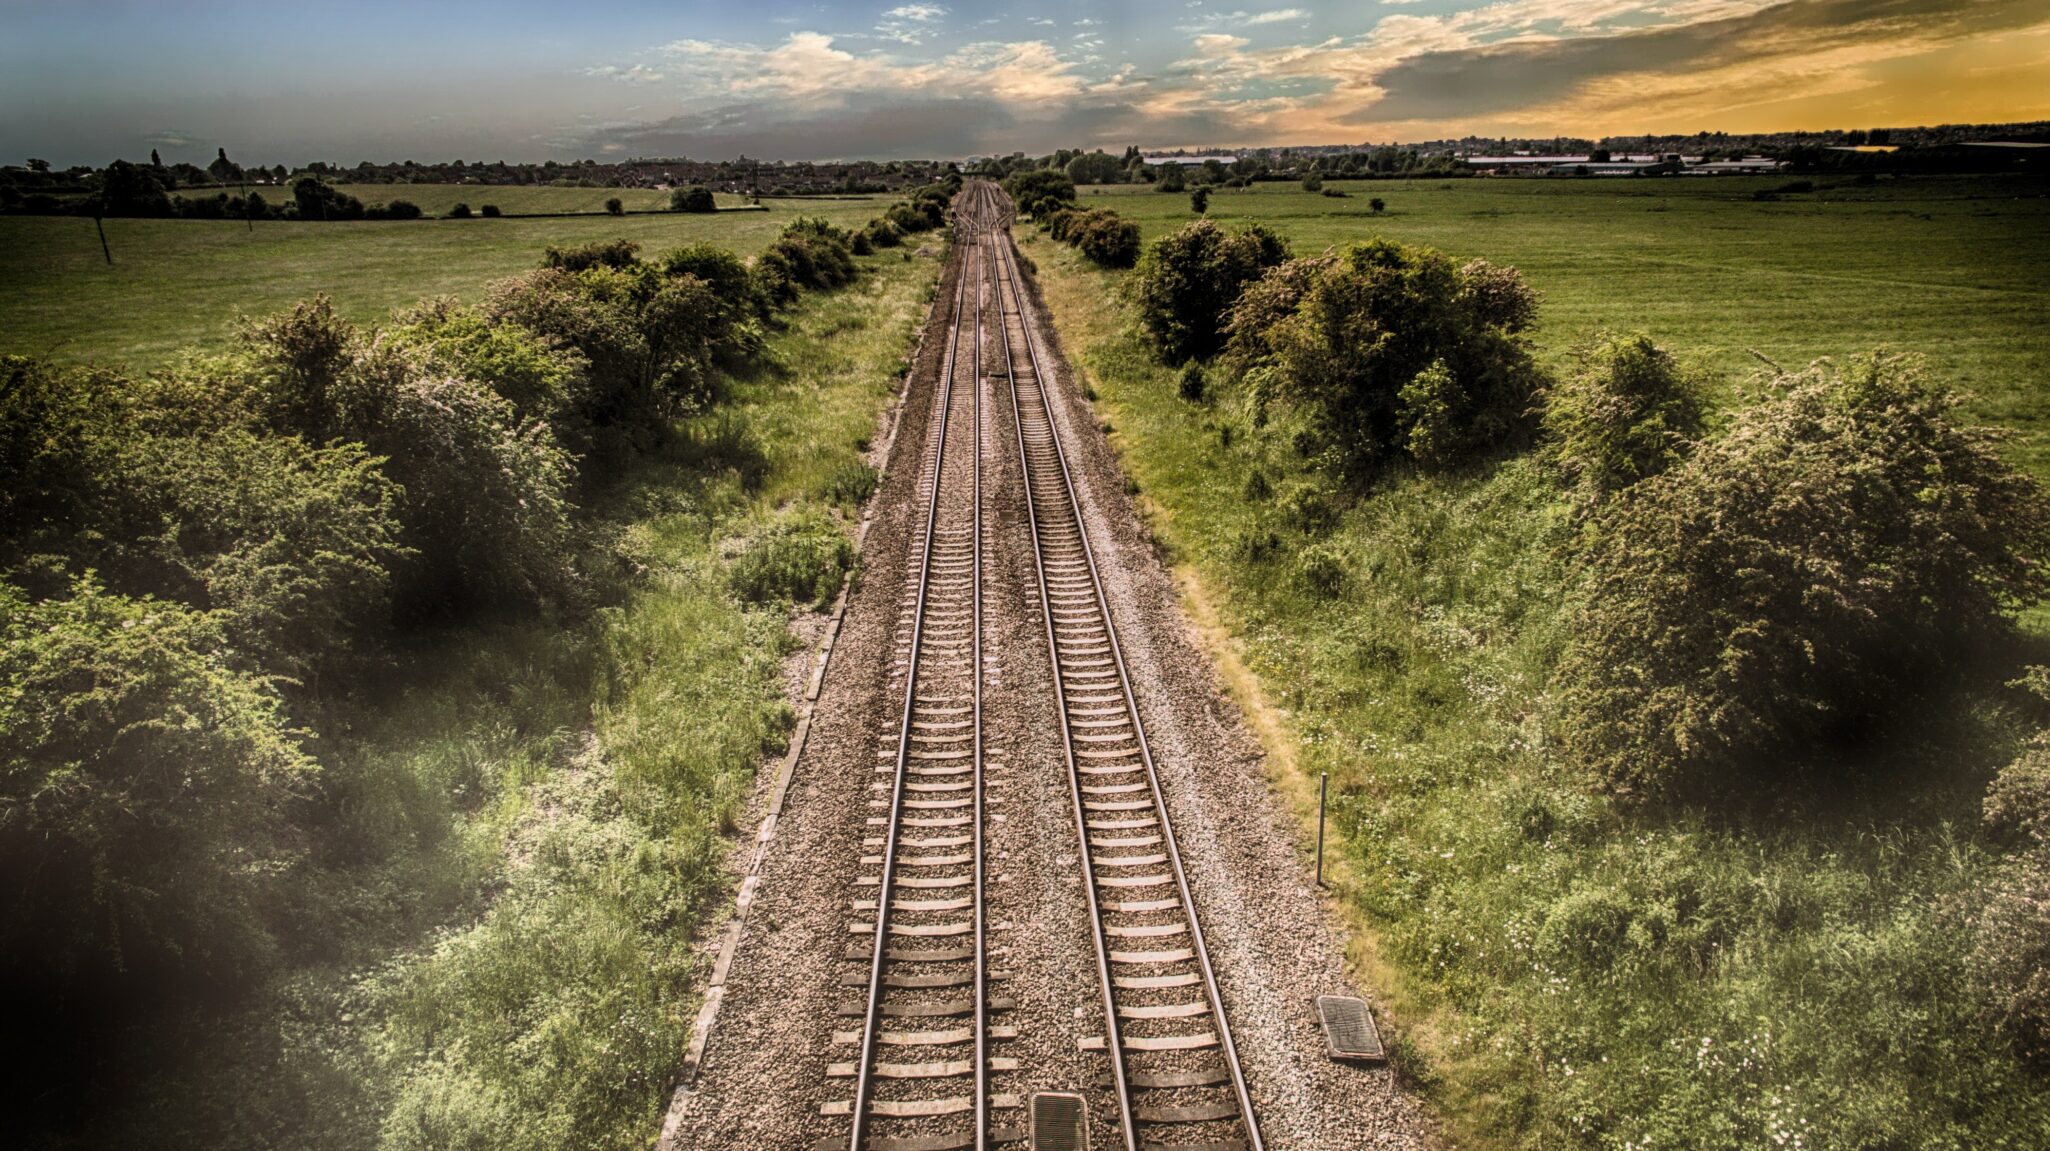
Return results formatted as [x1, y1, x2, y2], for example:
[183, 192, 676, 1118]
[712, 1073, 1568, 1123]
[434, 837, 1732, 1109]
[1301, 174, 1323, 193]
[208, 146, 243, 185]
[1156, 166, 1186, 193]
[1132, 219, 1289, 364]
[98, 159, 172, 216]
[1545, 332, 1705, 504]
[481, 204, 501, 217]
[1557, 354, 2050, 797]
[1065, 150, 1123, 186]
[1236, 238, 1541, 476]
[447, 202, 472, 219]
[604, 197, 624, 216]
[1000, 169, 1075, 219]
[1190, 187, 1209, 215]
[670, 185, 716, 213]
[1369, 197, 1386, 214]
[150, 148, 162, 168]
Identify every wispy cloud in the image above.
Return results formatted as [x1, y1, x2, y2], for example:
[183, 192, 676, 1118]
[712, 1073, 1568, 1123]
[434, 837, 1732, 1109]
[583, 63, 665, 84]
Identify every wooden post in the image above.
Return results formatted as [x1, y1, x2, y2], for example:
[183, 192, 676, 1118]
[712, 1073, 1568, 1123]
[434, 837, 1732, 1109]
[1315, 771, 1328, 888]
[94, 214, 112, 265]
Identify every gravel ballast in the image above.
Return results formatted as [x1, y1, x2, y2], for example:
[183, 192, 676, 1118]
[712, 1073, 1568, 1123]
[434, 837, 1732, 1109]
[659, 208, 1430, 1151]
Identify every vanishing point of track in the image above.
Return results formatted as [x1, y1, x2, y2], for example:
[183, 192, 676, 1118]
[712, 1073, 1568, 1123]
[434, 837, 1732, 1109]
[829, 181, 1263, 1151]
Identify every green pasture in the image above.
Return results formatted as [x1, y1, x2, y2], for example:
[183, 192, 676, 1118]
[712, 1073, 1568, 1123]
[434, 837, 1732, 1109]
[326, 182, 726, 216]
[1083, 174, 2050, 468]
[0, 192, 899, 367]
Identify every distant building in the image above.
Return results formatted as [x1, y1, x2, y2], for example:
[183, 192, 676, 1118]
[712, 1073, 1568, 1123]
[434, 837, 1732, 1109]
[1141, 155, 1239, 167]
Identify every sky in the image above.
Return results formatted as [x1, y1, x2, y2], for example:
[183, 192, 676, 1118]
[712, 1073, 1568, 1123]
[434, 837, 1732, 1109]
[4, 0, 2048, 166]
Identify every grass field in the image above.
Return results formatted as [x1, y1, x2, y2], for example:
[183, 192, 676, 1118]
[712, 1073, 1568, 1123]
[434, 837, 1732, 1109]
[325, 183, 741, 216]
[1083, 174, 2050, 469]
[0, 192, 900, 367]
[1023, 171, 2050, 1151]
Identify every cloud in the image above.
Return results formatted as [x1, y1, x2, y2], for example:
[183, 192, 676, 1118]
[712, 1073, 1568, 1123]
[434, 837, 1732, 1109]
[1345, 0, 2050, 124]
[884, 4, 946, 19]
[575, 0, 2050, 159]
[583, 63, 665, 84]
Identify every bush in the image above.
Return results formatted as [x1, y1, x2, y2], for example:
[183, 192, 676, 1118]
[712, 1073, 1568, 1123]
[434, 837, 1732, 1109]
[489, 264, 729, 455]
[1190, 188, 1209, 215]
[542, 238, 640, 272]
[1545, 332, 1707, 503]
[1132, 219, 1289, 364]
[1227, 237, 1540, 475]
[1156, 167, 1186, 193]
[1077, 213, 1141, 269]
[0, 577, 316, 989]
[1557, 354, 2050, 797]
[1001, 169, 1076, 220]
[1301, 175, 1323, 193]
[604, 197, 623, 216]
[241, 301, 577, 610]
[122, 430, 408, 681]
[386, 297, 591, 431]
[655, 243, 769, 362]
[0, 355, 409, 682]
[1370, 197, 1386, 213]
[1973, 854, 2050, 1061]
[864, 217, 904, 248]
[480, 204, 501, 218]
[383, 200, 423, 220]
[727, 505, 854, 608]
[670, 185, 716, 214]
[1178, 361, 1206, 402]
[447, 203, 472, 219]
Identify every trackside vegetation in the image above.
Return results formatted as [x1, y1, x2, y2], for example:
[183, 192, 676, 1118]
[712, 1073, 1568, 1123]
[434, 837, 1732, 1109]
[1023, 194, 2050, 1148]
[3, 184, 948, 1148]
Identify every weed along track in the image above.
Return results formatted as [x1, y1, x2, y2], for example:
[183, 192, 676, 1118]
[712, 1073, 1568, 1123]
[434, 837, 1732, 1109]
[664, 181, 1427, 1151]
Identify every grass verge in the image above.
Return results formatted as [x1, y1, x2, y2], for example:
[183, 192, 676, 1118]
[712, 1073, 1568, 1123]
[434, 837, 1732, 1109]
[1022, 229, 2050, 1151]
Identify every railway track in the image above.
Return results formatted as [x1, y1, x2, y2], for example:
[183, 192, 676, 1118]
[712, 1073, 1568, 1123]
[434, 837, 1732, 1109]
[827, 181, 1260, 1151]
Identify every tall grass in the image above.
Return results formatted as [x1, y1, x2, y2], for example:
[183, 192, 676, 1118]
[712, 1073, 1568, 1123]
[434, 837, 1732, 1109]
[1026, 235, 2050, 1151]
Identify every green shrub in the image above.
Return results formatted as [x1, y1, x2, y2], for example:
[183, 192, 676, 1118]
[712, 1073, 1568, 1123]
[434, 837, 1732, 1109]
[1557, 354, 2050, 797]
[1178, 361, 1206, 402]
[488, 263, 729, 453]
[1001, 169, 1076, 220]
[669, 185, 716, 214]
[1133, 219, 1289, 364]
[387, 297, 591, 430]
[241, 303, 577, 610]
[1291, 542, 1348, 596]
[0, 577, 316, 988]
[1237, 238, 1542, 477]
[1545, 332, 1707, 503]
[1078, 214, 1141, 269]
[541, 238, 640, 272]
[124, 429, 408, 680]
[728, 505, 853, 608]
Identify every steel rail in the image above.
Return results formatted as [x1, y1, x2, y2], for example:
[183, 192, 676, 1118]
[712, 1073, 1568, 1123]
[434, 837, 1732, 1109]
[989, 201, 1265, 1151]
[848, 192, 985, 1150]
